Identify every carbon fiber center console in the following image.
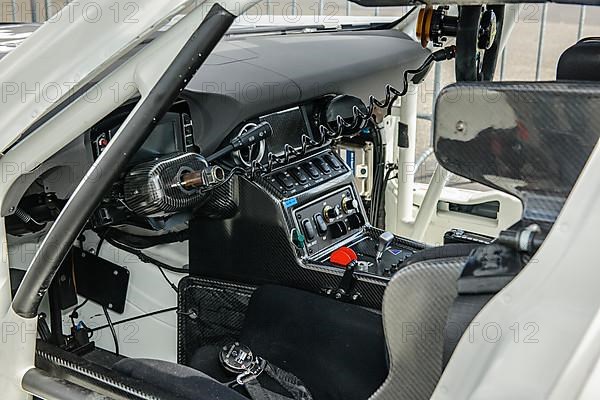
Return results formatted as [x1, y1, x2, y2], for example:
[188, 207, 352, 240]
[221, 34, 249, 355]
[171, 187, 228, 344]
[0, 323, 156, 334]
[291, 186, 365, 256]
[190, 149, 425, 309]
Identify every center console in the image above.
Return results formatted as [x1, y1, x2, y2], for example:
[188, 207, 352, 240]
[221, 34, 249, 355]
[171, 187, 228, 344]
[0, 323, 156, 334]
[189, 147, 425, 309]
[261, 149, 423, 277]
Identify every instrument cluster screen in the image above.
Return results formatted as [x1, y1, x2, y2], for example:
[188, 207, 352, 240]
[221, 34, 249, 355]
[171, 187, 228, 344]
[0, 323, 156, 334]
[130, 113, 183, 164]
[92, 111, 186, 164]
[260, 106, 313, 157]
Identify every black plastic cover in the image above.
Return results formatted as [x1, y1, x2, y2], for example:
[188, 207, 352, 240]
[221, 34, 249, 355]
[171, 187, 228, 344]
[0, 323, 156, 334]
[240, 285, 388, 400]
[73, 248, 130, 314]
[434, 81, 600, 222]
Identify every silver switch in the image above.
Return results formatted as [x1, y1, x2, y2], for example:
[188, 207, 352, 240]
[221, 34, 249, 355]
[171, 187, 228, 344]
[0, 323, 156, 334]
[375, 231, 394, 275]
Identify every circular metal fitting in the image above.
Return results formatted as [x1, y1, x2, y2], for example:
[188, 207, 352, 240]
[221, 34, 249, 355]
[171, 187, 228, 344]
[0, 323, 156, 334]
[232, 122, 266, 167]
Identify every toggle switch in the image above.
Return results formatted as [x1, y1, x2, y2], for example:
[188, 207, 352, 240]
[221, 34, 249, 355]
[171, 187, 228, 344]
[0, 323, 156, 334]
[302, 219, 316, 241]
[329, 221, 348, 239]
[323, 205, 341, 222]
[314, 214, 328, 235]
[289, 167, 309, 184]
[341, 196, 358, 213]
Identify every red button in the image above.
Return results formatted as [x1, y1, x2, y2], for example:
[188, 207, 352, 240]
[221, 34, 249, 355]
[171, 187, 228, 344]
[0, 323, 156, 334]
[329, 247, 357, 267]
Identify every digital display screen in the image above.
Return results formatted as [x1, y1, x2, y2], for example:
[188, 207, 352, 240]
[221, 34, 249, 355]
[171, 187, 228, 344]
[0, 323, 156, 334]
[260, 107, 311, 157]
[129, 112, 182, 164]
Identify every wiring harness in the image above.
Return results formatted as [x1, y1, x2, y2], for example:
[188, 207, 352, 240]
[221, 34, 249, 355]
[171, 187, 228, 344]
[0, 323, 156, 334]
[243, 46, 456, 179]
[193, 46, 456, 228]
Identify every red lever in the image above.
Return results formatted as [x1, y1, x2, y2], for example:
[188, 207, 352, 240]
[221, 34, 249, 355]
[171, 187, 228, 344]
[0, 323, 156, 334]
[329, 247, 358, 268]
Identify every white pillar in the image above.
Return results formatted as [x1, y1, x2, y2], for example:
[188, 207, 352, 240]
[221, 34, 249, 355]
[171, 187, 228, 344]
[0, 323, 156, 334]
[395, 84, 418, 228]
[412, 164, 451, 241]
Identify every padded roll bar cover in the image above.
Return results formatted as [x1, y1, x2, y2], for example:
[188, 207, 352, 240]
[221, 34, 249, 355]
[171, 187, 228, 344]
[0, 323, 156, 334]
[22, 368, 106, 400]
[557, 38, 600, 81]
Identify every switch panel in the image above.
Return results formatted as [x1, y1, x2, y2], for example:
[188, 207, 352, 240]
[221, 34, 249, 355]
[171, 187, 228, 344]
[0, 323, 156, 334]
[263, 151, 347, 197]
[292, 186, 365, 256]
[302, 162, 320, 179]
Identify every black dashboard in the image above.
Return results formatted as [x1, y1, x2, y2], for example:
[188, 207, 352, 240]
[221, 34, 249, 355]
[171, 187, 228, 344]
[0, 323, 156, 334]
[7, 27, 431, 297]
[3, 28, 428, 215]
[182, 29, 429, 156]
[77, 28, 431, 286]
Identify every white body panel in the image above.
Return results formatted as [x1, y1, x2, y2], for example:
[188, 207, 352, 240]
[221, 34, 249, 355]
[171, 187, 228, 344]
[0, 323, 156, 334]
[77, 235, 187, 361]
[0, 1, 597, 398]
[0, 0, 260, 397]
[433, 141, 600, 399]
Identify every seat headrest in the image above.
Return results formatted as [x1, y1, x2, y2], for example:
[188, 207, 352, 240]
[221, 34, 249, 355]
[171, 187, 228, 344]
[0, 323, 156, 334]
[557, 37, 600, 81]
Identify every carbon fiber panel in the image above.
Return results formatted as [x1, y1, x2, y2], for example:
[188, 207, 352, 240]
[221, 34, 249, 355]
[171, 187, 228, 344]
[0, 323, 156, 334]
[195, 178, 239, 219]
[435, 81, 600, 222]
[190, 151, 395, 309]
[177, 277, 256, 365]
[123, 152, 209, 216]
[370, 257, 467, 400]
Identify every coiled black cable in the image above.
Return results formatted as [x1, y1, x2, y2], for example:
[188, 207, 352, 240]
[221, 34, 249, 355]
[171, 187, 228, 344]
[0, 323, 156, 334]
[245, 46, 455, 177]
[369, 122, 386, 227]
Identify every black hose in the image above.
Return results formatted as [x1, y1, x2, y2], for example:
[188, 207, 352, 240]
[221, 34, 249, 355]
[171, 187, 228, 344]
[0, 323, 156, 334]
[376, 164, 398, 229]
[69, 298, 89, 327]
[103, 228, 189, 249]
[103, 236, 182, 293]
[370, 123, 385, 228]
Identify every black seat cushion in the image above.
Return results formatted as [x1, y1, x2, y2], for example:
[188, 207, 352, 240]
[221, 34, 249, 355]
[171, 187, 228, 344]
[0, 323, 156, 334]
[236, 285, 388, 400]
[113, 358, 247, 400]
[189, 345, 230, 382]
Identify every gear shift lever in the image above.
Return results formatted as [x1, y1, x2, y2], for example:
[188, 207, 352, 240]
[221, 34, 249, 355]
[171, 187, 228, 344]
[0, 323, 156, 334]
[376, 231, 394, 275]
